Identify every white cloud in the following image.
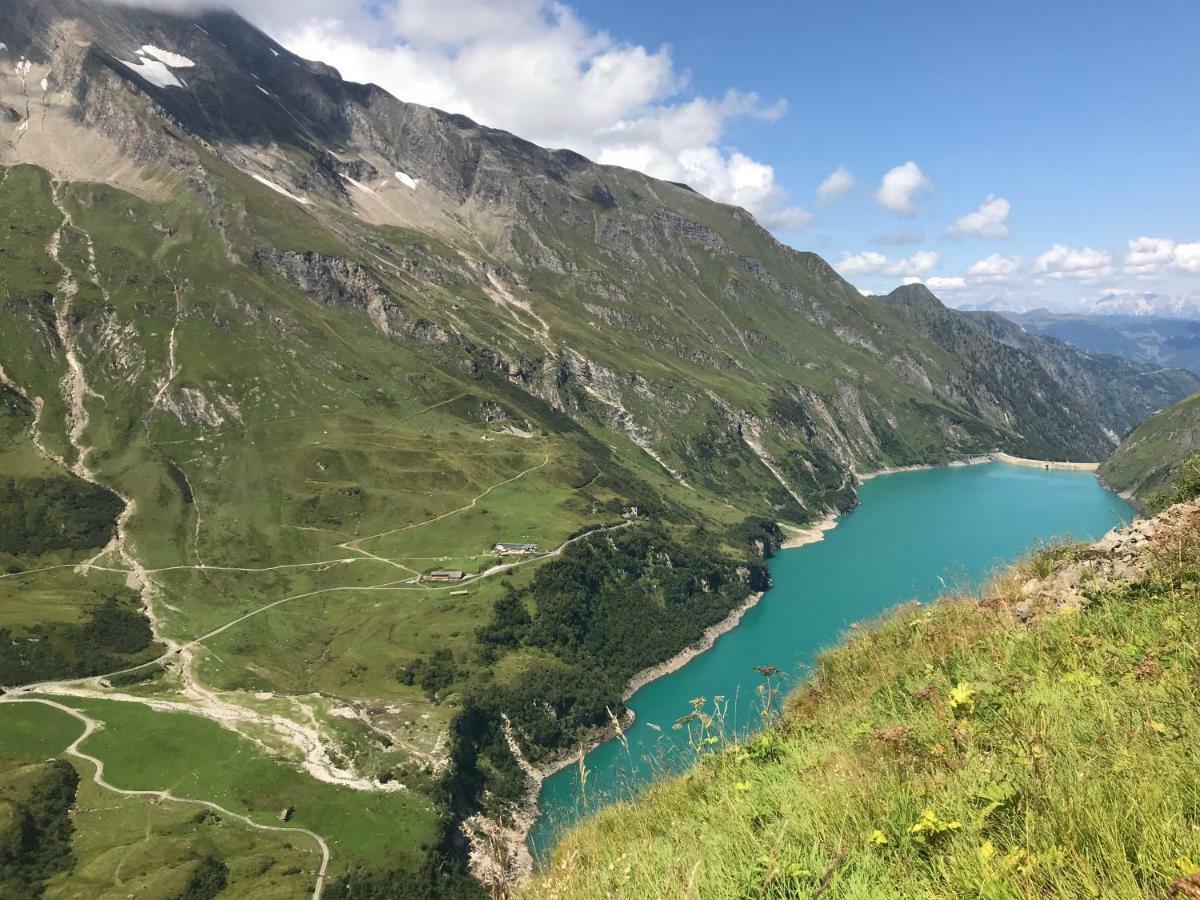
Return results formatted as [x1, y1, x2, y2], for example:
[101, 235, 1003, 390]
[263, 2, 809, 230]
[815, 164, 854, 205]
[836, 249, 938, 278]
[946, 194, 1010, 239]
[1125, 236, 1176, 275]
[927, 276, 967, 291]
[1034, 244, 1114, 281]
[1176, 242, 1200, 273]
[966, 253, 1023, 283]
[905, 275, 967, 292]
[1124, 236, 1200, 276]
[875, 161, 933, 215]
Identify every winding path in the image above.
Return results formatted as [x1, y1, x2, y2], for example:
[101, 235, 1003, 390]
[1, 246, 627, 884]
[343, 454, 551, 549]
[1, 697, 331, 900]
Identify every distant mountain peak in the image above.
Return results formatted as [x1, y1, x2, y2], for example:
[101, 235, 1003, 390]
[884, 282, 945, 308]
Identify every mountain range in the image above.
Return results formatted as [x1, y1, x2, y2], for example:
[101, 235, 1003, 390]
[998, 309, 1200, 375]
[1, 1, 1198, 896]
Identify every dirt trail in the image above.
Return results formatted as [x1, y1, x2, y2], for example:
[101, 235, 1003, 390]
[478, 520, 631, 578]
[0, 697, 331, 900]
[29, 183, 401, 793]
[5, 278, 622, 817]
[344, 454, 550, 549]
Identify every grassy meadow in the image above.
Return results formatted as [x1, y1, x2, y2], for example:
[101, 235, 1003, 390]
[0, 701, 318, 899]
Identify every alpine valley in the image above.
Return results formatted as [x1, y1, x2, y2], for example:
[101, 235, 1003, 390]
[0, 2, 1198, 899]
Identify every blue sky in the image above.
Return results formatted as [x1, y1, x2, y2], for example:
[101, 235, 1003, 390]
[237, 0, 1200, 312]
[560, 0, 1200, 308]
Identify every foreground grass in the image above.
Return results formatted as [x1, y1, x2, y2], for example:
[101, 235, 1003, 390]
[528, 509, 1200, 899]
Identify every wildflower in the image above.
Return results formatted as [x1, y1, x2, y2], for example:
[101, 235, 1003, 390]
[908, 808, 961, 844]
[948, 681, 976, 715]
[1133, 653, 1161, 681]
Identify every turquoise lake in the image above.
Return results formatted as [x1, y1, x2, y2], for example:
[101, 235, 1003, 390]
[529, 461, 1133, 857]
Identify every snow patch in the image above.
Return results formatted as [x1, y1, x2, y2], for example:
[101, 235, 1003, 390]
[0, 43, 8, 53]
[256, 85, 271, 97]
[394, 171, 418, 190]
[15, 58, 31, 79]
[118, 56, 183, 89]
[39, 76, 48, 93]
[269, 48, 280, 57]
[139, 44, 195, 68]
[251, 173, 311, 205]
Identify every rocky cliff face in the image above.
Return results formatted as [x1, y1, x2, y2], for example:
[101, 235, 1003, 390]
[881, 284, 1200, 460]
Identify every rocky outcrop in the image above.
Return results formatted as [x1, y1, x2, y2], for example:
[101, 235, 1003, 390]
[1006, 500, 1199, 622]
[255, 247, 451, 348]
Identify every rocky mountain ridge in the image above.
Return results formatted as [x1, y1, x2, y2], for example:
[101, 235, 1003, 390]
[881, 284, 1199, 460]
[3, 0, 1196, 522]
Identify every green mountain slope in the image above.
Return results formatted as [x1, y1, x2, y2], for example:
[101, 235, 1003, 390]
[527, 500, 1200, 900]
[880, 284, 1200, 460]
[1101, 391, 1200, 507]
[0, 0, 1195, 894]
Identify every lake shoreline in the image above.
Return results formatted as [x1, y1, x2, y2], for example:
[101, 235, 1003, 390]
[621, 589, 767, 701]
[779, 514, 840, 549]
[781, 451, 1100, 549]
[490, 588, 768, 881]
[858, 453, 995, 482]
[516, 450, 1113, 875]
[858, 451, 1100, 483]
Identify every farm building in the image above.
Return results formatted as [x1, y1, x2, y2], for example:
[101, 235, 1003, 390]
[428, 570, 465, 581]
[493, 542, 538, 556]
